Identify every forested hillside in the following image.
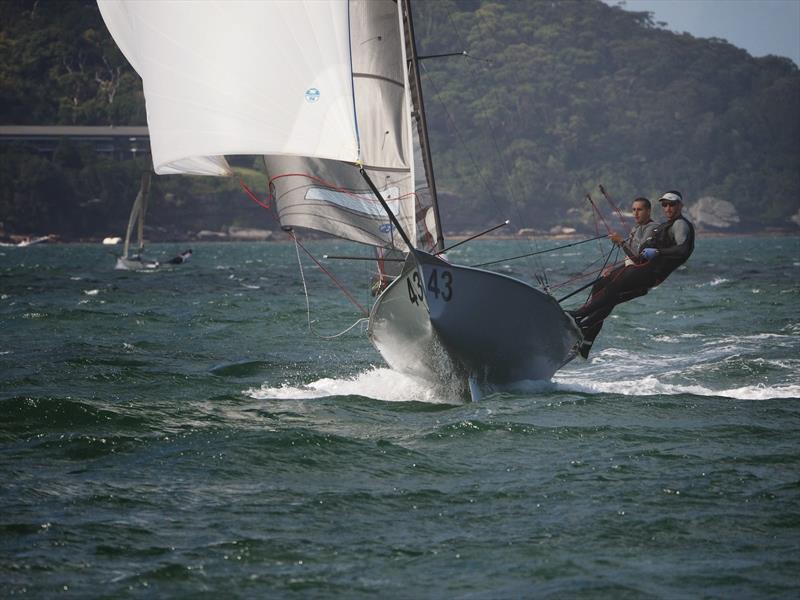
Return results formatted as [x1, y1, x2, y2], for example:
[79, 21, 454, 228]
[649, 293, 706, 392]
[1, 0, 798, 239]
[415, 0, 799, 230]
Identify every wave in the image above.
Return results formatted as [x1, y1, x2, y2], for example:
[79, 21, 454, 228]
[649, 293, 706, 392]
[0, 396, 153, 435]
[695, 276, 730, 287]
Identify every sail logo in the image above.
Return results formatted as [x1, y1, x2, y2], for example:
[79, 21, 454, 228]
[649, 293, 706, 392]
[305, 88, 320, 103]
[379, 223, 394, 234]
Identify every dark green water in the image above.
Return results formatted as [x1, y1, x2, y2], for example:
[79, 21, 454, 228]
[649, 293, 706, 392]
[1, 236, 799, 598]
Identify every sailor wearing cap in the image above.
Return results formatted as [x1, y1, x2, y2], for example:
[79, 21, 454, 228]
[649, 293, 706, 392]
[570, 190, 695, 357]
[639, 191, 695, 280]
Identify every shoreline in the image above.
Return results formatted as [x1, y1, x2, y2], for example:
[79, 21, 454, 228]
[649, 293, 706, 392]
[2, 228, 798, 246]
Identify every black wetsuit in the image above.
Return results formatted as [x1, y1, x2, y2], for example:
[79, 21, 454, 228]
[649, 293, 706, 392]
[573, 215, 695, 350]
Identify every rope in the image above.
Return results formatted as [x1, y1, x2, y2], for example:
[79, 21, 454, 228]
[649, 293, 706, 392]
[292, 236, 369, 338]
[419, 58, 542, 274]
[239, 178, 272, 210]
[586, 193, 613, 235]
[291, 232, 369, 317]
[548, 256, 625, 291]
[471, 234, 607, 268]
[599, 184, 628, 229]
[238, 178, 369, 318]
[556, 245, 620, 303]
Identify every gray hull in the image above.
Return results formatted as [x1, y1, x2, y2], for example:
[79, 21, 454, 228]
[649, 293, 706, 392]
[368, 250, 582, 399]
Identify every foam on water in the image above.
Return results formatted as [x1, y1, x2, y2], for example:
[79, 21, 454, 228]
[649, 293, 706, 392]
[556, 327, 800, 399]
[554, 373, 800, 400]
[707, 276, 729, 286]
[246, 366, 455, 404]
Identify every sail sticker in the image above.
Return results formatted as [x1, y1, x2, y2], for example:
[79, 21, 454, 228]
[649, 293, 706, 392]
[379, 223, 394, 234]
[304, 88, 320, 103]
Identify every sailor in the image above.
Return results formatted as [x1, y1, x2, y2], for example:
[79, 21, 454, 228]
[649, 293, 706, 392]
[576, 197, 658, 354]
[166, 249, 193, 265]
[572, 190, 695, 357]
[610, 197, 658, 266]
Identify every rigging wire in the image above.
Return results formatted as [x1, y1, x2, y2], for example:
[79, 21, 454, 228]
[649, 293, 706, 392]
[239, 178, 369, 319]
[430, 9, 542, 267]
[422, 52, 617, 299]
[556, 245, 620, 303]
[599, 184, 629, 229]
[292, 235, 369, 339]
[438, 5, 657, 309]
[586, 193, 614, 235]
[435, 5, 616, 289]
[452, 7, 553, 268]
[471, 234, 607, 267]
[419, 61, 550, 278]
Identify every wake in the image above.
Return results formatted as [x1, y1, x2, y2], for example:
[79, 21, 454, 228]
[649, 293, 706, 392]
[245, 366, 455, 404]
[553, 374, 800, 400]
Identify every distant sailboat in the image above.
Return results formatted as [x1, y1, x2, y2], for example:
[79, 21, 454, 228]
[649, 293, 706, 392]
[98, 0, 582, 399]
[115, 172, 159, 270]
[0, 235, 53, 247]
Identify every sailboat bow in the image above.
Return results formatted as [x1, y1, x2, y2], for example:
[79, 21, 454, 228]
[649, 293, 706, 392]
[369, 249, 582, 398]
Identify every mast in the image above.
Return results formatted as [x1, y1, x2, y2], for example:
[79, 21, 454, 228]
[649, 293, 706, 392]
[401, 0, 445, 252]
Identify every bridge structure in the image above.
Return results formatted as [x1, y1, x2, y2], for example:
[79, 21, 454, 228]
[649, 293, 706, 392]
[0, 125, 150, 160]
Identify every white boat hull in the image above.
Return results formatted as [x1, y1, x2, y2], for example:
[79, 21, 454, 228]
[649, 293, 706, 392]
[115, 256, 159, 271]
[368, 250, 582, 399]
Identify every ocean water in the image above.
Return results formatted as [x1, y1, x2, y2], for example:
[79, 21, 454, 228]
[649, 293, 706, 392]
[1, 235, 798, 598]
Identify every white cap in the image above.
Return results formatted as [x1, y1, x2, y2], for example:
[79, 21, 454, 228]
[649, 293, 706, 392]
[659, 191, 683, 204]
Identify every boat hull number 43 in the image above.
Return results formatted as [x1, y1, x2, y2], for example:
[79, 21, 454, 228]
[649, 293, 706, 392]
[408, 269, 453, 305]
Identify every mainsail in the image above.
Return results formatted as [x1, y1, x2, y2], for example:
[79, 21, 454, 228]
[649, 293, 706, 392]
[97, 0, 441, 253]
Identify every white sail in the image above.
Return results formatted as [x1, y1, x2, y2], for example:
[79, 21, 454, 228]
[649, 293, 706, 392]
[97, 0, 360, 175]
[265, 0, 421, 250]
[122, 172, 150, 259]
[98, 0, 434, 251]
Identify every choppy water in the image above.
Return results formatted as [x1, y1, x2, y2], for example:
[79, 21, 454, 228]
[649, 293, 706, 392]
[1, 236, 799, 598]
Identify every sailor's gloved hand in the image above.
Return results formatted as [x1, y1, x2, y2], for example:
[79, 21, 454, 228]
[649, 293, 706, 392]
[640, 248, 659, 261]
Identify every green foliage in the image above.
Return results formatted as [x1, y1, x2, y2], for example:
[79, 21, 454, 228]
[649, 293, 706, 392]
[415, 0, 799, 230]
[0, 0, 797, 237]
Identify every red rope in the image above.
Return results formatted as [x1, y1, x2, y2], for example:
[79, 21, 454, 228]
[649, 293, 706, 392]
[291, 234, 369, 316]
[599, 184, 628, 229]
[586, 193, 613, 235]
[239, 178, 272, 210]
[549, 258, 626, 290]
